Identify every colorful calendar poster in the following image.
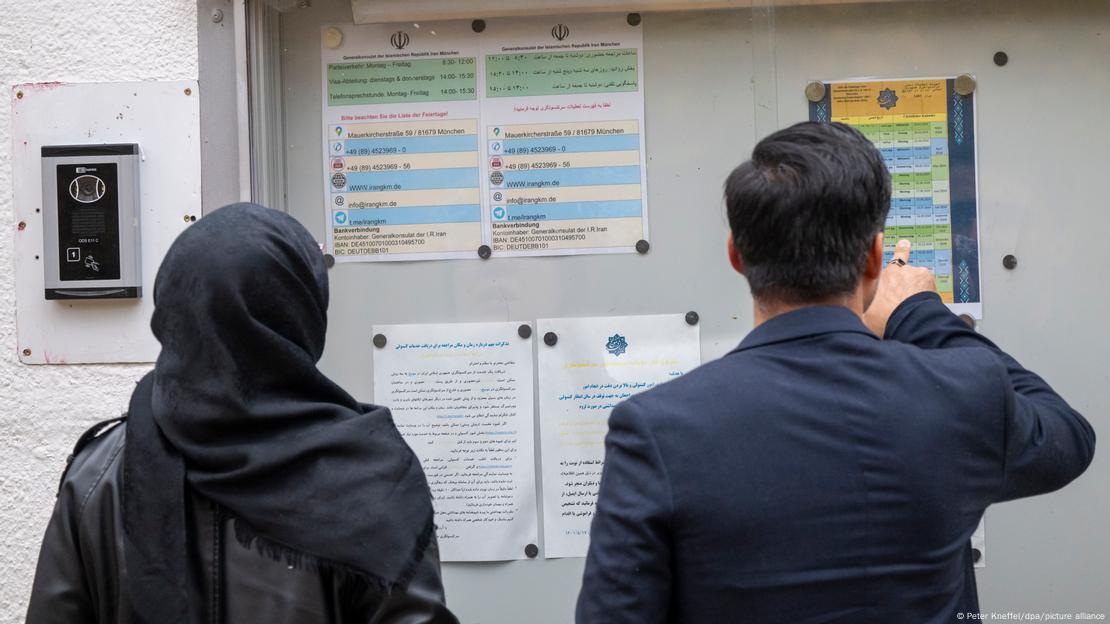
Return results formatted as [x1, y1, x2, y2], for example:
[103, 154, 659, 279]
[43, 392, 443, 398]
[809, 78, 982, 318]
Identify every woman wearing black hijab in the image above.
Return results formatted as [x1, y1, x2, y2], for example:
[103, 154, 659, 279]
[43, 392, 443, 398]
[26, 203, 458, 624]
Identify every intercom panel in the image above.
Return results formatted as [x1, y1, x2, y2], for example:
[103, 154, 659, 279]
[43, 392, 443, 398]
[40, 144, 141, 299]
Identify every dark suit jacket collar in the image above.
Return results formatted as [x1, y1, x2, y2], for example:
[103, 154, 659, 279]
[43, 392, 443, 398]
[731, 305, 878, 354]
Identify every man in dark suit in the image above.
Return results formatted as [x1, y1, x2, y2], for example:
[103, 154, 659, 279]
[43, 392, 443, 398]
[576, 122, 1095, 623]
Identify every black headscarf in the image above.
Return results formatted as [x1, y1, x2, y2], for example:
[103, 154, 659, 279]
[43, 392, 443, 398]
[123, 203, 434, 623]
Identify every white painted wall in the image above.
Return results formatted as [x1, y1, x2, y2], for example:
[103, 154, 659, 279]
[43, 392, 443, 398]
[0, 1, 197, 619]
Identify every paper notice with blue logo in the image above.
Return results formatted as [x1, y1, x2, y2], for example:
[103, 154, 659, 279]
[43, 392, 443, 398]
[322, 15, 647, 261]
[372, 322, 538, 561]
[536, 314, 700, 558]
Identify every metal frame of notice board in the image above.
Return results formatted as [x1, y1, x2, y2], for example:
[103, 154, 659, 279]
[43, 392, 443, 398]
[195, 1, 1110, 622]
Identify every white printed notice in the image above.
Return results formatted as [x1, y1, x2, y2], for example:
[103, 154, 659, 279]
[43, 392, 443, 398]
[321, 15, 647, 261]
[372, 322, 537, 561]
[481, 16, 648, 257]
[537, 314, 700, 558]
[322, 22, 481, 261]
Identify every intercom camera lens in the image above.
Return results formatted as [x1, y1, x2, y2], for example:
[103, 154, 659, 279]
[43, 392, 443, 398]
[70, 174, 106, 203]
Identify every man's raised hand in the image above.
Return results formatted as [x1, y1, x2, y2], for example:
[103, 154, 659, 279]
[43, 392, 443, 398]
[863, 239, 938, 337]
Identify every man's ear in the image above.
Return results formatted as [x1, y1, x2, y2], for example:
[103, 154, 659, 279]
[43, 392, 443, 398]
[727, 235, 744, 275]
[863, 231, 885, 279]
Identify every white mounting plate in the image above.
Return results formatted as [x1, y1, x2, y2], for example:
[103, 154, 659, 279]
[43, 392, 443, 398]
[11, 80, 201, 364]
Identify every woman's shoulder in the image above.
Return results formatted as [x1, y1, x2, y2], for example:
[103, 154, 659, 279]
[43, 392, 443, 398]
[57, 417, 127, 514]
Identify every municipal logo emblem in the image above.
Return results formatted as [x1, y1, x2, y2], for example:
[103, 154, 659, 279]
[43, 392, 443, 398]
[551, 23, 570, 41]
[391, 31, 410, 50]
[606, 334, 628, 357]
[877, 88, 899, 110]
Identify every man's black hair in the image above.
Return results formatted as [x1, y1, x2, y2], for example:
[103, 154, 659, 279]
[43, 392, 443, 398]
[724, 121, 891, 304]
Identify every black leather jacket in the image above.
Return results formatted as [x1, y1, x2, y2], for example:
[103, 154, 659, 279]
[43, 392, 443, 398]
[26, 421, 459, 624]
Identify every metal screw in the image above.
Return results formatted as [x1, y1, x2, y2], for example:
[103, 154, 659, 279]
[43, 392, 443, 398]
[211, 9, 224, 23]
[323, 253, 335, 269]
[635, 239, 650, 254]
[16, 90, 24, 99]
[471, 19, 486, 33]
[22, 348, 32, 357]
[184, 87, 192, 96]
[993, 51, 1008, 66]
[627, 13, 642, 26]
[524, 543, 539, 558]
[18, 221, 27, 231]
[373, 334, 387, 348]
[543, 332, 558, 347]
[517, 324, 532, 339]
[1002, 254, 1017, 270]
[685, 311, 700, 326]
[477, 244, 492, 260]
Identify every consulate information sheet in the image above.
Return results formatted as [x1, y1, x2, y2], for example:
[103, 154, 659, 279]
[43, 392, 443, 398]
[809, 77, 983, 318]
[322, 21, 481, 261]
[372, 322, 538, 562]
[322, 15, 647, 262]
[536, 314, 700, 558]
